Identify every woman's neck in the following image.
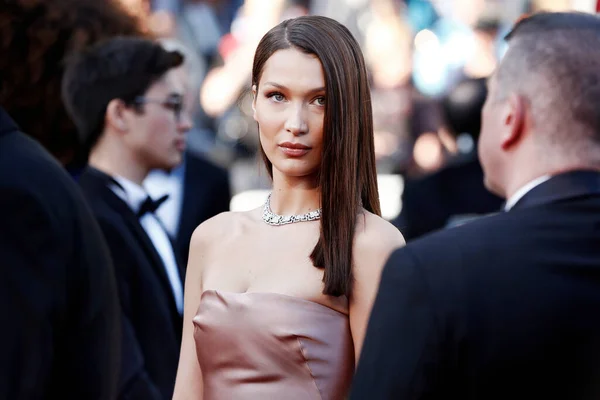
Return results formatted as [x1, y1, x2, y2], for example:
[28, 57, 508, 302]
[269, 173, 320, 216]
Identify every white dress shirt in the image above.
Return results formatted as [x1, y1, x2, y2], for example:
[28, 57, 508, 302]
[504, 175, 552, 211]
[111, 176, 184, 315]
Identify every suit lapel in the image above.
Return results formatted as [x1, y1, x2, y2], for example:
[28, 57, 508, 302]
[163, 220, 186, 280]
[512, 170, 600, 211]
[177, 156, 197, 243]
[79, 167, 180, 314]
[176, 155, 208, 260]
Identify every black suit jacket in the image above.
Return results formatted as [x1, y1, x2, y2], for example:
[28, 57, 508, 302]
[0, 108, 120, 399]
[394, 155, 503, 240]
[352, 170, 600, 399]
[79, 167, 183, 400]
[176, 152, 231, 266]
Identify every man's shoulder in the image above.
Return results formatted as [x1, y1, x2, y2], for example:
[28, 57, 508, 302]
[0, 131, 104, 247]
[389, 205, 573, 292]
[413, 210, 509, 242]
[383, 211, 530, 308]
[0, 131, 68, 182]
[80, 186, 131, 230]
[77, 169, 128, 216]
[391, 210, 533, 270]
[0, 130, 82, 206]
[86, 200, 146, 260]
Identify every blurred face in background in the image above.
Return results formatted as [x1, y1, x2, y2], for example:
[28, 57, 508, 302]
[124, 69, 192, 171]
[253, 48, 325, 181]
[173, 65, 198, 119]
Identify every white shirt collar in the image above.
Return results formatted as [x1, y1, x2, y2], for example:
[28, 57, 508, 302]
[111, 175, 149, 213]
[504, 175, 552, 211]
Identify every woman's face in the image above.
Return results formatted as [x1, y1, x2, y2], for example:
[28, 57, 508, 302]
[253, 47, 325, 180]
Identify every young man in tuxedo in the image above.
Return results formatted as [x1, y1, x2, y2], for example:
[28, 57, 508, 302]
[352, 12, 600, 400]
[62, 37, 192, 399]
[0, 106, 120, 399]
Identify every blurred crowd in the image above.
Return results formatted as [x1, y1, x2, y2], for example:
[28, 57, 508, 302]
[138, 0, 581, 180]
[139, 0, 597, 235]
[1, 0, 594, 234]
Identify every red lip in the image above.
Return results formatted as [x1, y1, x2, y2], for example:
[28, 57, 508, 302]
[279, 142, 311, 150]
[279, 142, 310, 150]
[279, 142, 311, 157]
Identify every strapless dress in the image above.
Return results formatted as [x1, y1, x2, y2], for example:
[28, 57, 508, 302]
[193, 290, 354, 399]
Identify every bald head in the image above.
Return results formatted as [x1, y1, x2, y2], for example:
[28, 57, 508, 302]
[495, 12, 600, 147]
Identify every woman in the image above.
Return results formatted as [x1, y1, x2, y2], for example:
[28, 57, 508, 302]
[173, 15, 405, 400]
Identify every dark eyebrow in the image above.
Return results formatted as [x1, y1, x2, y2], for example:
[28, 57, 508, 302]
[263, 82, 326, 94]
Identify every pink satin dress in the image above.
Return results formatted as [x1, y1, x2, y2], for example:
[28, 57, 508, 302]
[193, 290, 354, 400]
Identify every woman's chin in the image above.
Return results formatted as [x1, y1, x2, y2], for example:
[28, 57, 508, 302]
[272, 163, 319, 180]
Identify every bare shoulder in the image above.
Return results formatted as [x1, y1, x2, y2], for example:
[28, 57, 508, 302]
[354, 210, 406, 257]
[191, 211, 240, 243]
[349, 210, 405, 322]
[352, 210, 405, 279]
[190, 209, 259, 244]
[188, 209, 258, 265]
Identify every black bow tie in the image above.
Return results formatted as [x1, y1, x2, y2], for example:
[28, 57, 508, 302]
[137, 194, 169, 218]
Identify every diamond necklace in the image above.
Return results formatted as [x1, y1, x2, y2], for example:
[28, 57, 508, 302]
[262, 193, 322, 226]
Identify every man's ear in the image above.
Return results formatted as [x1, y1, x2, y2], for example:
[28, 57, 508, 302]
[500, 93, 526, 150]
[106, 99, 129, 133]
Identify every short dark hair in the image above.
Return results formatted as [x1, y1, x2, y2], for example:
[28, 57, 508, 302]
[0, 0, 145, 167]
[62, 37, 183, 151]
[497, 12, 600, 145]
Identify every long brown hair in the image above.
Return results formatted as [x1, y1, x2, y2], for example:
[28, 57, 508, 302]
[251, 16, 381, 297]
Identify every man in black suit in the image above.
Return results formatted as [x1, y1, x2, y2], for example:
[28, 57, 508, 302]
[0, 107, 120, 399]
[62, 37, 192, 399]
[352, 12, 600, 400]
[394, 78, 503, 240]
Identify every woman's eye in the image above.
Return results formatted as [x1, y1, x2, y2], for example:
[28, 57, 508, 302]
[267, 92, 285, 102]
[315, 96, 326, 106]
